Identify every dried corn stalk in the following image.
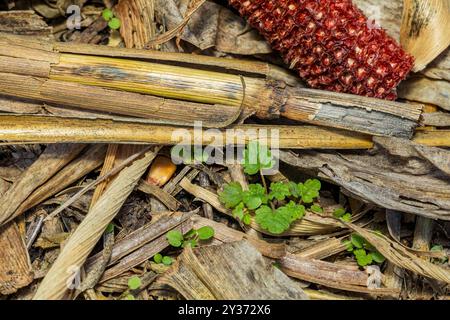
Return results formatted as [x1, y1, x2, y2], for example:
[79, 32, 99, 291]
[0, 33, 422, 137]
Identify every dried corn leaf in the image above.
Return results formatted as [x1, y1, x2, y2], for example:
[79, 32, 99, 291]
[33, 148, 159, 300]
[159, 240, 308, 300]
[0, 143, 86, 226]
[14, 144, 106, 220]
[215, 7, 271, 55]
[280, 253, 399, 296]
[0, 222, 33, 295]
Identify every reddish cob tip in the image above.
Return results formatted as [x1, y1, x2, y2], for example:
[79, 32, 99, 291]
[229, 0, 414, 100]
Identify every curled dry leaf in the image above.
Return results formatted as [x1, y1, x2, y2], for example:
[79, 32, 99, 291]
[401, 0, 450, 72]
[215, 7, 271, 55]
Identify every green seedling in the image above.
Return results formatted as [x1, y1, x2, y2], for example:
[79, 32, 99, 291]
[166, 226, 215, 248]
[343, 233, 386, 267]
[219, 178, 321, 234]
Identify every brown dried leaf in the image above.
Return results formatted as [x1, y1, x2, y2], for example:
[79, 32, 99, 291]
[159, 240, 308, 300]
[215, 7, 271, 55]
[33, 147, 159, 299]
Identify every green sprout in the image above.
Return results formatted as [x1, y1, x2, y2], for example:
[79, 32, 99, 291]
[343, 233, 386, 267]
[166, 226, 215, 248]
[101, 8, 121, 30]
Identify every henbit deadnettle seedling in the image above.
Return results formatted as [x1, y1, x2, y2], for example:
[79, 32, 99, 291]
[343, 233, 386, 267]
[219, 179, 321, 234]
[219, 141, 322, 234]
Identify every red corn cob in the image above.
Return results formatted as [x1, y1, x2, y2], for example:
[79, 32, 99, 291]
[229, 0, 414, 100]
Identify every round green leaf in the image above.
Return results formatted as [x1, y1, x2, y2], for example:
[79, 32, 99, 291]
[255, 205, 290, 234]
[184, 229, 197, 239]
[333, 208, 346, 218]
[343, 240, 354, 252]
[351, 234, 365, 249]
[232, 202, 245, 220]
[162, 256, 173, 266]
[197, 226, 215, 240]
[102, 8, 114, 21]
[153, 253, 163, 264]
[370, 251, 386, 264]
[166, 230, 183, 247]
[108, 17, 121, 30]
[310, 204, 323, 213]
[243, 213, 252, 225]
[105, 223, 115, 233]
[128, 276, 141, 290]
[340, 213, 352, 222]
[245, 196, 262, 210]
[218, 182, 243, 208]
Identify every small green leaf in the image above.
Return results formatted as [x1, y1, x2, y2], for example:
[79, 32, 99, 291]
[269, 182, 291, 201]
[298, 179, 321, 203]
[430, 245, 448, 263]
[343, 240, 354, 252]
[105, 223, 114, 233]
[153, 253, 163, 264]
[242, 184, 267, 210]
[218, 182, 243, 208]
[197, 226, 215, 240]
[288, 181, 300, 198]
[333, 208, 346, 218]
[431, 245, 444, 252]
[242, 162, 260, 175]
[351, 234, 366, 249]
[162, 256, 173, 266]
[353, 249, 372, 267]
[232, 202, 245, 220]
[370, 251, 386, 264]
[248, 184, 268, 203]
[166, 230, 183, 247]
[255, 205, 291, 234]
[242, 214, 252, 225]
[244, 195, 262, 210]
[128, 276, 141, 290]
[125, 294, 135, 300]
[278, 201, 305, 222]
[340, 213, 352, 222]
[108, 17, 121, 30]
[310, 204, 323, 213]
[102, 8, 114, 21]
